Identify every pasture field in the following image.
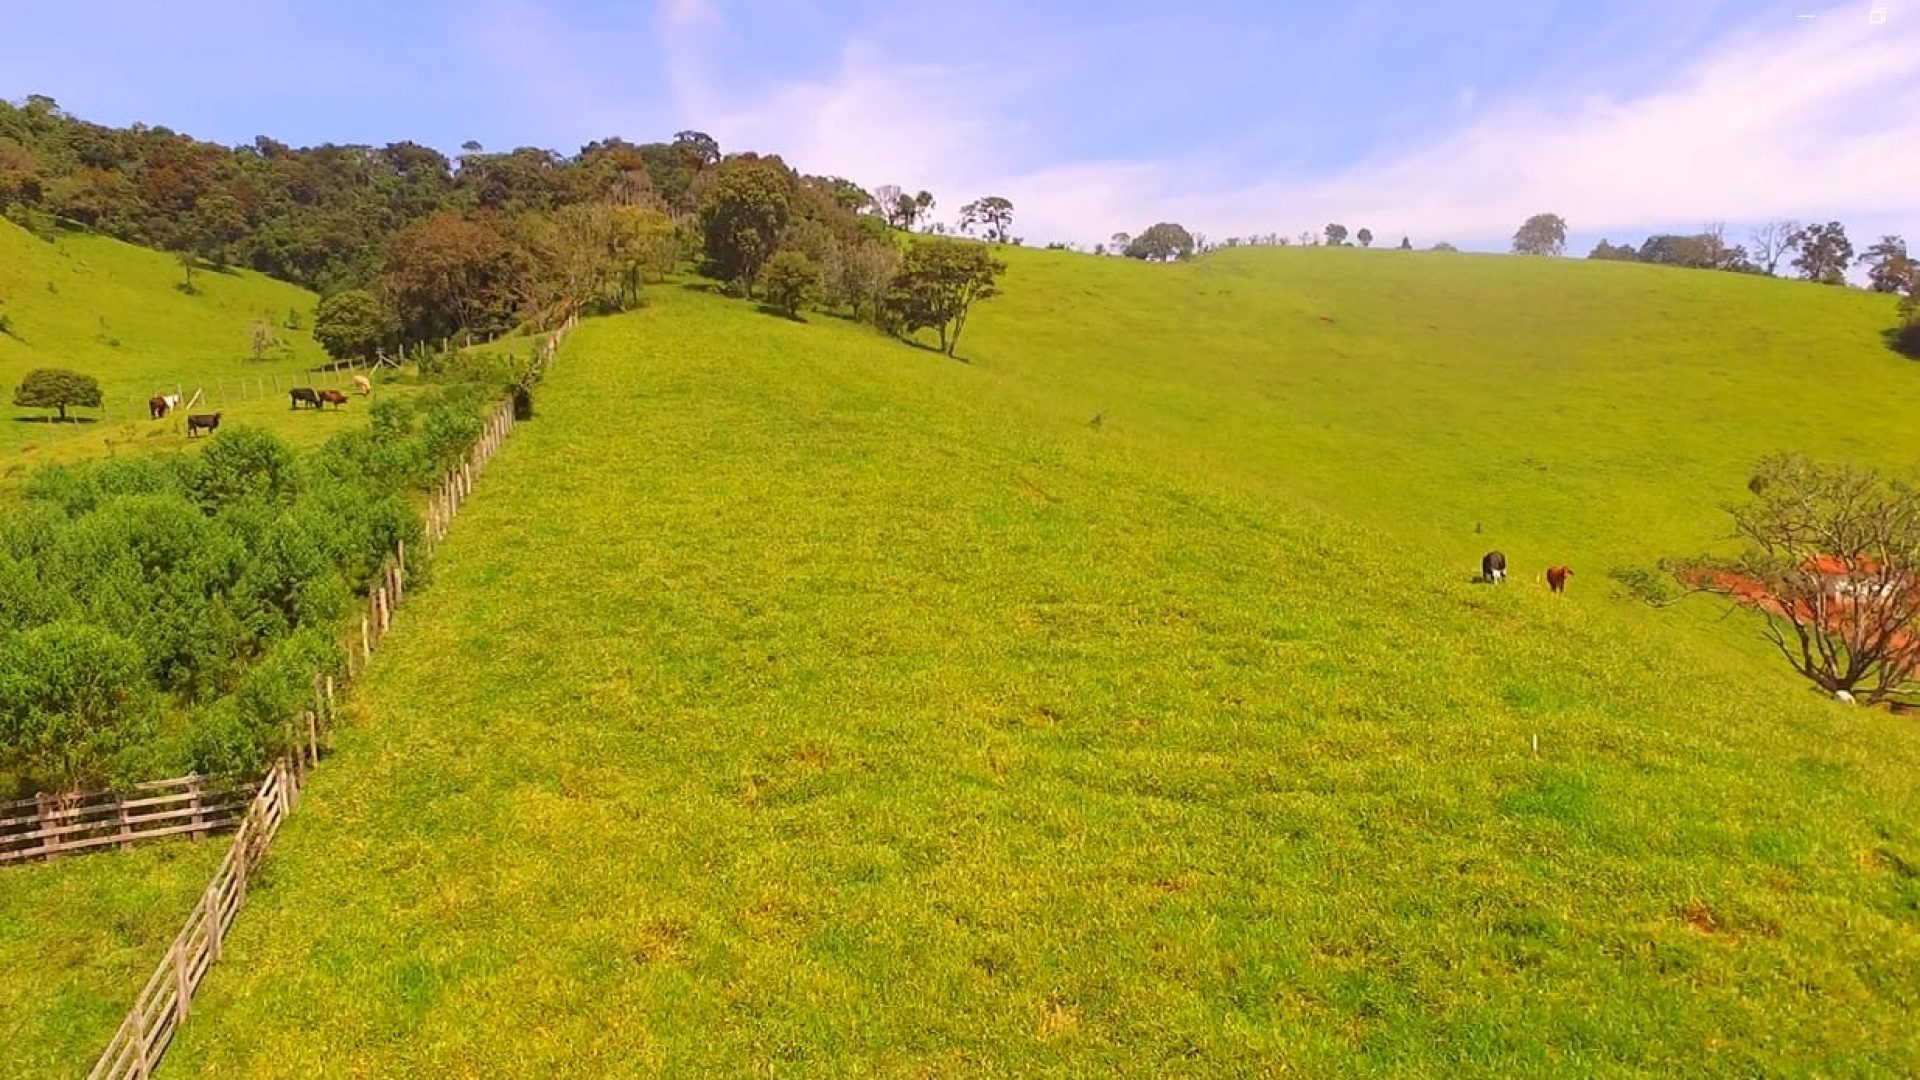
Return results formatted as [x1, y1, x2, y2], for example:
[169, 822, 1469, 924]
[161, 252, 1920, 1076]
[0, 218, 382, 489]
[0, 838, 229, 1080]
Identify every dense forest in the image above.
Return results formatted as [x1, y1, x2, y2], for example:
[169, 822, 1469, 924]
[0, 95, 1005, 360]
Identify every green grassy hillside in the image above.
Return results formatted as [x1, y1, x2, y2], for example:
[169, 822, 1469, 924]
[0, 219, 365, 484]
[160, 252, 1920, 1076]
[0, 840, 230, 1079]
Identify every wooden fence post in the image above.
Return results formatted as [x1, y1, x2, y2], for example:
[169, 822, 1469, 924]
[204, 886, 221, 962]
[189, 775, 205, 842]
[306, 710, 319, 766]
[173, 939, 191, 1023]
[116, 793, 133, 852]
[233, 820, 249, 908]
[37, 792, 55, 859]
[361, 613, 371, 660]
[131, 1003, 150, 1079]
[377, 586, 390, 633]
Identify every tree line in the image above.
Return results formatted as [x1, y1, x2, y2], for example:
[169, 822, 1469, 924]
[1582, 219, 1913, 293]
[0, 95, 1010, 361]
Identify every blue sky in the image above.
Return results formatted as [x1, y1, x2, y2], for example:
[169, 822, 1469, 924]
[4, 0, 1917, 253]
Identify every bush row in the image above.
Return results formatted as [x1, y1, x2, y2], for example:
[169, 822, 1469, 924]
[0, 385, 495, 797]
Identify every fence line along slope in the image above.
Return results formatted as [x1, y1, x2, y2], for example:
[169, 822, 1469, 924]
[162, 274, 1919, 1076]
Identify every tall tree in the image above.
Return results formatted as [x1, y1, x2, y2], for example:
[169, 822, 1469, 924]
[759, 250, 824, 318]
[873, 184, 905, 227]
[1356, 227, 1373, 248]
[959, 196, 1015, 243]
[698, 155, 794, 294]
[671, 130, 721, 169]
[1858, 235, 1913, 295]
[1589, 238, 1638, 261]
[882, 238, 1006, 358]
[1788, 221, 1854, 284]
[1675, 455, 1920, 707]
[1324, 223, 1349, 246]
[1398, 235, 1412, 250]
[13, 368, 102, 421]
[606, 203, 678, 306]
[380, 211, 528, 343]
[313, 289, 397, 362]
[1749, 219, 1799, 276]
[1511, 213, 1567, 256]
[1124, 222, 1196, 262]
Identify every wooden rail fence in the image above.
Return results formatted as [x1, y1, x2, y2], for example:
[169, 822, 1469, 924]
[84, 312, 578, 1080]
[0, 776, 243, 865]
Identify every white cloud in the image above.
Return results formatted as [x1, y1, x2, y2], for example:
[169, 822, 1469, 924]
[664, 0, 719, 26]
[672, 1, 1920, 248]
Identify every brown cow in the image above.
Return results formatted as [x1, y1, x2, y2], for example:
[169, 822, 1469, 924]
[186, 412, 221, 437]
[1546, 566, 1573, 593]
[319, 389, 348, 409]
[148, 396, 170, 420]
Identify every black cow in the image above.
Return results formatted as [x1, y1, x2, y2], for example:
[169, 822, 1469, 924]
[186, 412, 222, 437]
[290, 387, 322, 410]
[1482, 550, 1507, 584]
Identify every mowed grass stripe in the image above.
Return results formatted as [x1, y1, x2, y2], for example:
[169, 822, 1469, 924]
[164, 277, 1919, 1076]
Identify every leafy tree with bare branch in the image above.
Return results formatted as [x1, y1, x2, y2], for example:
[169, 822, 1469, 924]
[1749, 219, 1799, 276]
[1677, 455, 1920, 706]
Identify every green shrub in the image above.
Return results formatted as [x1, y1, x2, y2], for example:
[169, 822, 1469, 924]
[1895, 319, 1920, 360]
[0, 622, 154, 793]
[25, 454, 192, 516]
[190, 426, 300, 511]
[1, 383, 483, 786]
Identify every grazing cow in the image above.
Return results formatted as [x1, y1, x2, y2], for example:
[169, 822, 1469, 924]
[319, 389, 348, 409]
[1482, 550, 1507, 584]
[290, 387, 322, 410]
[1546, 566, 1573, 593]
[164, 394, 180, 412]
[352, 374, 372, 396]
[186, 412, 221, 437]
[148, 395, 170, 420]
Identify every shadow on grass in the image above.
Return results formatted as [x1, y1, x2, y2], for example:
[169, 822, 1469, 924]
[1881, 325, 1920, 360]
[753, 304, 807, 323]
[11, 415, 100, 425]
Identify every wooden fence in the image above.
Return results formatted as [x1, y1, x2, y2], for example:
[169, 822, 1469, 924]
[84, 311, 579, 1080]
[0, 776, 243, 865]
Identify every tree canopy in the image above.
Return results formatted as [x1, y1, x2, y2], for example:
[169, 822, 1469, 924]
[959, 196, 1015, 243]
[1789, 221, 1854, 285]
[759, 249, 824, 318]
[1675, 455, 1920, 708]
[1859, 235, 1913, 295]
[699, 155, 795, 294]
[313, 289, 397, 362]
[1124, 223, 1195, 262]
[1511, 213, 1567, 256]
[882, 238, 1005, 358]
[12, 368, 102, 421]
